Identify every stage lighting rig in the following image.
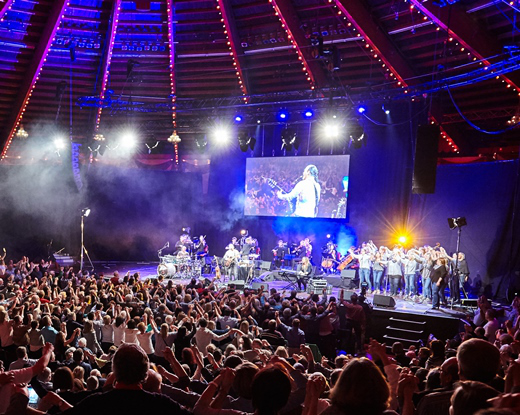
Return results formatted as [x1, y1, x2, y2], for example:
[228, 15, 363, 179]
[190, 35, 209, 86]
[281, 128, 299, 151]
[237, 130, 256, 152]
[277, 109, 290, 122]
[16, 125, 28, 140]
[303, 109, 314, 119]
[195, 136, 208, 152]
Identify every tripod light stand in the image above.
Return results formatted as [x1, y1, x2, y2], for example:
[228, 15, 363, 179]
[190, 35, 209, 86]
[80, 208, 94, 273]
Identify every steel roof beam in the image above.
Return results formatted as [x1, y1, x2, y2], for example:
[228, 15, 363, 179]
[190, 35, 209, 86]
[1, 0, 68, 160]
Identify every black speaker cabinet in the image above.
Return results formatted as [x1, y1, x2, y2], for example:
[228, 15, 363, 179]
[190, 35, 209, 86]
[412, 124, 439, 194]
[373, 294, 396, 308]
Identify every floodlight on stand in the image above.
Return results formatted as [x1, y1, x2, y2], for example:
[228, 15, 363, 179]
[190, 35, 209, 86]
[448, 217, 467, 230]
[80, 207, 94, 273]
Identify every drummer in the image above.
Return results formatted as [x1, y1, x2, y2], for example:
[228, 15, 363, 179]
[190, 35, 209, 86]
[175, 234, 193, 255]
[176, 245, 190, 260]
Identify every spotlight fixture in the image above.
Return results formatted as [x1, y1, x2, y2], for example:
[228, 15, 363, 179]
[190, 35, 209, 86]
[240, 229, 248, 236]
[16, 125, 28, 140]
[281, 127, 299, 151]
[120, 131, 137, 148]
[81, 208, 91, 217]
[213, 125, 231, 144]
[53, 137, 67, 150]
[357, 105, 367, 114]
[322, 120, 340, 139]
[237, 130, 256, 152]
[93, 133, 105, 141]
[382, 104, 390, 115]
[448, 217, 467, 230]
[234, 115, 244, 123]
[277, 109, 290, 122]
[195, 136, 208, 152]
[303, 109, 314, 119]
[168, 133, 181, 144]
[349, 120, 365, 147]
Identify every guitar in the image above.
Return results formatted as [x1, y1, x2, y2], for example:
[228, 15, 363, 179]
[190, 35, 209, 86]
[262, 176, 296, 214]
[333, 198, 347, 218]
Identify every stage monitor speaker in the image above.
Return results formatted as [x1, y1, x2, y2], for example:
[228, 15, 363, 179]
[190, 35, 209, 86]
[229, 280, 245, 290]
[343, 290, 357, 301]
[412, 124, 439, 194]
[260, 261, 271, 271]
[252, 282, 269, 292]
[373, 294, 396, 308]
[340, 269, 356, 280]
[461, 299, 478, 308]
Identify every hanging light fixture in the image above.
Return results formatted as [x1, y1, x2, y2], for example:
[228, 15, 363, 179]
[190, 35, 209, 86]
[93, 133, 105, 141]
[168, 133, 181, 144]
[16, 125, 29, 140]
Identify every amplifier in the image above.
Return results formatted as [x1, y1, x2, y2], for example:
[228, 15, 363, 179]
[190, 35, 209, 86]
[54, 254, 74, 266]
[307, 279, 331, 294]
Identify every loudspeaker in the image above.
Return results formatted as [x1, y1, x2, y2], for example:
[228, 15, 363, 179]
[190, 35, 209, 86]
[412, 124, 439, 194]
[461, 299, 478, 308]
[343, 290, 357, 301]
[373, 294, 396, 308]
[252, 282, 269, 292]
[229, 280, 245, 290]
[340, 269, 356, 280]
[260, 261, 271, 271]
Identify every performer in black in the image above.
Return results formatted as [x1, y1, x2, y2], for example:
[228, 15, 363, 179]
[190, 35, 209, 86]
[272, 240, 286, 269]
[194, 235, 209, 259]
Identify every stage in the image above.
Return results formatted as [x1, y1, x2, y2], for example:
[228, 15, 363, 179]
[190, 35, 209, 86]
[92, 260, 477, 343]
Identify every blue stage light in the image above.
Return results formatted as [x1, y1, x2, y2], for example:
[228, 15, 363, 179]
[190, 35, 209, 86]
[357, 105, 367, 114]
[277, 109, 289, 121]
[234, 115, 243, 123]
[303, 109, 314, 119]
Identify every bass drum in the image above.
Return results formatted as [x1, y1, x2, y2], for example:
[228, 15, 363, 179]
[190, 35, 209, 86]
[157, 263, 177, 277]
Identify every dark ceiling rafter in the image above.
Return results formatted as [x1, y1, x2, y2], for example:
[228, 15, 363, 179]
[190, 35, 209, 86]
[93, 0, 121, 133]
[1, 0, 68, 160]
[334, 0, 462, 152]
[216, 0, 250, 101]
[409, 0, 520, 91]
[0, 0, 14, 22]
[269, 0, 329, 91]
[334, 0, 413, 85]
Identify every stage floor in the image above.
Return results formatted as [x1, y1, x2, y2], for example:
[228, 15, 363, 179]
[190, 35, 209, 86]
[93, 260, 476, 322]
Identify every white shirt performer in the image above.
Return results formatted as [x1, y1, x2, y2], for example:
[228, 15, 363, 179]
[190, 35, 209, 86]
[277, 165, 321, 218]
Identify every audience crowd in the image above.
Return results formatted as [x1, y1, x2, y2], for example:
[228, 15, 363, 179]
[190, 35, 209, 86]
[0, 253, 520, 415]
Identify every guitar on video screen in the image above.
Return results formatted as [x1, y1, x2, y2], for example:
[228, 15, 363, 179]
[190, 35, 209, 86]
[262, 176, 296, 215]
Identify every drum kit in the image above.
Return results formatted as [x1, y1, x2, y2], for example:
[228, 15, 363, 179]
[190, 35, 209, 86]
[157, 254, 202, 279]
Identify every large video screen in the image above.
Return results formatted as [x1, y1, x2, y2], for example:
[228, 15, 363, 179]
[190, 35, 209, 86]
[245, 155, 350, 218]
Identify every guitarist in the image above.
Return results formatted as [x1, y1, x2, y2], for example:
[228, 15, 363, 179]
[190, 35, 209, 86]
[276, 165, 321, 218]
[223, 244, 240, 281]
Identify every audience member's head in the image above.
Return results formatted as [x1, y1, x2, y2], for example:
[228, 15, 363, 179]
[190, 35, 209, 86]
[329, 358, 390, 415]
[112, 343, 149, 385]
[457, 339, 500, 383]
[251, 366, 292, 415]
[450, 381, 500, 415]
